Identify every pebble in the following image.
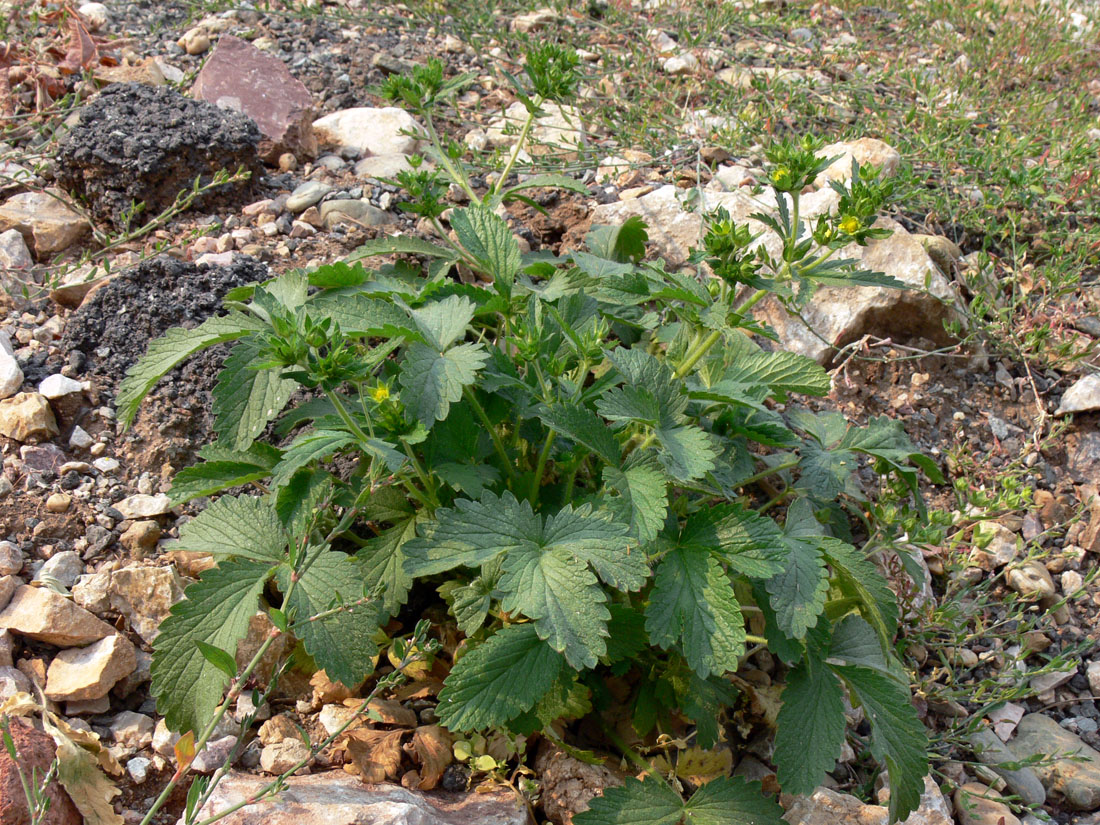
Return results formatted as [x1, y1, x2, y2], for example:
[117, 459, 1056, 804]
[111, 711, 154, 748]
[44, 633, 137, 701]
[1005, 561, 1055, 599]
[260, 739, 311, 775]
[1056, 374, 1100, 415]
[191, 735, 238, 774]
[68, 426, 93, 449]
[968, 727, 1046, 805]
[0, 542, 22, 576]
[115, 493, 171, 520]
[286, 181, 332, 213]
[954, 782, 1021, 825]
[0, 333, 23, 400]
[45, 492, 72, 513]
[78, 2, 109, 31]
[93, 457, 120, 473]
[126, 756, 152, 784]
[0, 392, 58, 442]
[178, 27, 211, 55]
[1011, 713, 1100, 810]
[34, 551, 84, 589]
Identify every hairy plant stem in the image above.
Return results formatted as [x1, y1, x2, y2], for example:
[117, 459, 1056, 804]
[424, 112, 479, 204]
[600, 722, 675, 791]
[737, 458, 800, 489]
[463, 386, 517, 485]
[493, 98, 542, 196]
[137, 631, 280, 825]
[529, 431, 556, 504]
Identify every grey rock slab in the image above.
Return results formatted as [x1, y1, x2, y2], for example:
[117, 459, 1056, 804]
[0, 332, 22, 400]
[286, 181, 332, 213]
[0, 228, 33, 269]
[1010, 712, 1100, 810]
[1056, 373, 1100, 415]
[319, 199, 395, 229]
[182, 770, 529, 825]
[353, 152, 416, 180]
[968, 727, 1046, 805]
[782, 777, 951, 824]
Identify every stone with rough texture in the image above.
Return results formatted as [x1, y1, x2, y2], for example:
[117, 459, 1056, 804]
[35, 551, 84, 589]
[0, 584, 116, 646]
[73, 565, 184, 644]
[511, 8, 557, 32]
[0, 665, 31, 700]
[192, 735, 239, 774]
[183, 771, 528, 825]
[1010, 712, 1100, 810]
[38, 373, 83, 399]
[487, 101, 585, 159]
[953, 783, 1021, 825]
[110, 710, 155, 748]
[782, 778, 951, 825]
[286, 181, 332, 213]
[1056, 373, 1100, 415]
[815, 138, 901, 186]
[56, 83, 261, 227]
[967, 727, 1045, 805]
[536, 741, 626, 824]
[0, 227, 33, 270]
[320, 199, 396, 229]
[312, 107, 422, 156]
[45, 633, 137, 701]
[0, 191, 89, 256]
[354, 153, 416, 180]
[115, 493, 172, 519]
[0, 718, 82, 825]
[260, 739, 311, 775]
[0, 544, 21, 576]
[191, 35, 317, 162]
[0, 332, 22, 400]
[1006, 561, 1055, 599]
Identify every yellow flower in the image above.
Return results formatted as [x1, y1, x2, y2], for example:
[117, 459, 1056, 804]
[770, 166, 792, 187]
[839, 215, 861, 235]
[369, 385, 390, 403]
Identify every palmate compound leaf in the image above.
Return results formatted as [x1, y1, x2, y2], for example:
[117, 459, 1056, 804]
[404, 492, 640, 669]
[151, 558, 273, 734]
[645, 545, 745, 678]
[116, 312, 266, 427]
[772, 642, 845, 797]
[171, 494, 287, 562]
[277, 548, 380, 689]
[212, 338, 298, 451]
[436, 623, 565, 732]
[574, 776, 785, 825]
[399, 342, 489, 427]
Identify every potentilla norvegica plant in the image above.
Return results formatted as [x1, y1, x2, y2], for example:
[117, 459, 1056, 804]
[116, 46, 943, 825]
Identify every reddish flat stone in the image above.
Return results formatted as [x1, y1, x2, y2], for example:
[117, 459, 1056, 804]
[0, 718, 82, 825]
[191, 35, 317, 162]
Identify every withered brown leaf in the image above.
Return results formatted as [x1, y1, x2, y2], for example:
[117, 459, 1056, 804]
[408, 725, 453, 790]
[345, 729, 406, 784]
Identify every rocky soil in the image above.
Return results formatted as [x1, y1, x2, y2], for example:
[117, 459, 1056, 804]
[0, 1, 1098, 824]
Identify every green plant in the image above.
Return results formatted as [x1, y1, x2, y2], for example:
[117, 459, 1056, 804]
[117, 51, 943, 824]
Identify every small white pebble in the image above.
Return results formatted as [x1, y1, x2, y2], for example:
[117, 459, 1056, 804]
[126, 756, 152, 784]
[68, 426, 93, 449]
[38, 374, 84, 399]
[93, 457, 120, 473]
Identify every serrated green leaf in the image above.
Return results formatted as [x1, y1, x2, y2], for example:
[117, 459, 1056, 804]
[656, 424, 719, 482]
[828, 614, 905, 681]
[723, 349, 831, 398]
[542, 504, 643, 591]
[585, 216, 649, 264]
[275, 468, 332, 533]
[399, 342, 488, 427]
[605, 602, 649, 664]
[409, 295, 476, 351]
[575, 777, 683, 825]
[683, 776, 786, 825]
[172, 495, 286, 562]
[796, 440, 862, 500]
[305, 291, 415, 338]
[449, 571, 497, 636]
[116, 312, 265, 427]
[308, 261, 371, 288]
[433, 462, 500, 497]
[350, 234, 459, 261]
[152, 558, 272, 733]
[168, 459, 274, 506]
[821, 540, 899, 650]
[270, 429, 356, 489]
[450, 206, 521, 290]
[604, 454, 667, 543]
[279, 549, 379, 688]
[678, 504, 786, 579]
[597, 385, 663, 425]
[540, 403, 622, 465]
[646, 546, 745, 678]
[212, 339, 298, 451]
[499, 544, 611, 670]
[358, 517, 418, 619]
[765, 536, 827, 641]
[774, 644, 845, 796]
[832, 664, 928, 822]
[500, 173, 590, 202]
[436, 623, 565, 732]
